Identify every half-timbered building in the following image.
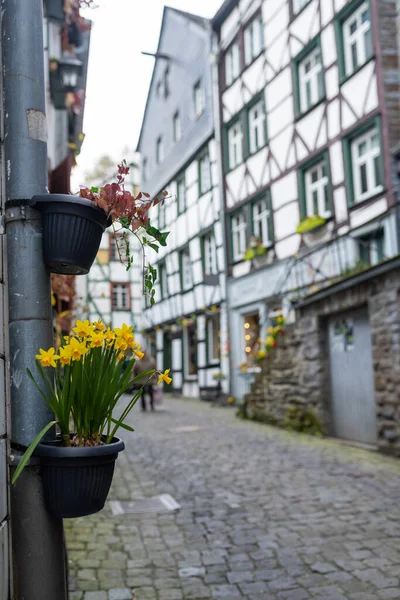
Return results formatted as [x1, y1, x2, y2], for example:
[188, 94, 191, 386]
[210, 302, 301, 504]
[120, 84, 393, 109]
[137, 7, 230, 398]
[213, 0, 400, 400]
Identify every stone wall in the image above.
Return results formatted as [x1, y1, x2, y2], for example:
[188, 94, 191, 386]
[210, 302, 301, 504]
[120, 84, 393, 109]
[244, 260, 400, 455]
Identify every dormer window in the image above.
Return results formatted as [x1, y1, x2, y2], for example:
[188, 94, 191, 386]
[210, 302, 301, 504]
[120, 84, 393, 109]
[156, 136, 164, 164]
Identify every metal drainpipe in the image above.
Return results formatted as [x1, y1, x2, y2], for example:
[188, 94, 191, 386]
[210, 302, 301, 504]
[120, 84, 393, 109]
[2, 0, 68, 598]
[209, 27, 233, 397]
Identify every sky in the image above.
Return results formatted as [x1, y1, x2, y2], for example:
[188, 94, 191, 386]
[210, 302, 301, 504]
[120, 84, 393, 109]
[72, 0, 222, 189]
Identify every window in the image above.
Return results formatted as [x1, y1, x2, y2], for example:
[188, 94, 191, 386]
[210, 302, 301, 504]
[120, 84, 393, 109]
[225, 42, 240, 86]
[252, 195, 273, 246]
[231, 210, 247, 262]
[248, 98, 266, 154]
[207, 316, 219, 363]
[180, 248, 193, 291]
[159, 199, 166, 228]
[293, 0, 311, 15]
[227, 121, 243, 169]
[156, 81, 163, 97]
[177, 175, 186, 214]
[203, 232, 218, 276]
[244, 14, 264, 66]
[199, 152, 211, 194]
[194, 80, 205, 117]
[111, 283, 130, 310]
[296, 42, 324, 115]
[184, 324, 197, 376]
[142, 157, 148, 182]
[109, 233, 126, 261]
[164, 66, 170, 98]
[304, 160, 331, 217]
[159, 262, 168, 299]
[342, 1, 372, 78]
[173, 111, 181, 143]
[350, 127, 383, 203]
[358, 230, 384, 266]
[156, 136, 164, 164]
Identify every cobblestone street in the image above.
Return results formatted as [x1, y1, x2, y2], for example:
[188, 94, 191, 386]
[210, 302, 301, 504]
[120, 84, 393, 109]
[66, 397, 400, 600]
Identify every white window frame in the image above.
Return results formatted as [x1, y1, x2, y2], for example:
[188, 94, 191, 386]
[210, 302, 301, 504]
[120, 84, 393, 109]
[351, 127, 383, 204]
[298, 45, 323, 114]
[111, 283, 130, 310]
[173, 111, 181, 143]
[343, 1, 371, 77]
[207, 317, 219, 363]
[244, 14, 264, 66]
[252, 198, 272, 246]
[156, 136, 164, 164]
[228, 121, 243, 169]
[225, 42, 240, 86]
[293, 0, 310, 14]
[181, 249, 193, 291]
[183, 325, 198, 378]
[304, 160, 331, 218]
[177, 176, 186, 213]
[203, 232, 218, 276]
[232, 211, 247, 262]
[248, 99, 266, 154]
[194, 80, 205, 118]
[199, 153, 211, 193]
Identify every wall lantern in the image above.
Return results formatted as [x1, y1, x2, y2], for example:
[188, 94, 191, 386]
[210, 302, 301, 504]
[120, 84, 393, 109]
[58, 54, 83, 92]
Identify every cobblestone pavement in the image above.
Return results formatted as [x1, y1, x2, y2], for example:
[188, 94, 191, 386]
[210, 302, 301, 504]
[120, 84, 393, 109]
[66, 397, 400, 600]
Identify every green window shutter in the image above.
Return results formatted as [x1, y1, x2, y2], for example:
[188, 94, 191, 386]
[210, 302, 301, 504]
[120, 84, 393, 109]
[323, 151, 333, 213]
[266, 191, 274, 242]
[334, 18, 346, 83]
[298, 168, 307, 220]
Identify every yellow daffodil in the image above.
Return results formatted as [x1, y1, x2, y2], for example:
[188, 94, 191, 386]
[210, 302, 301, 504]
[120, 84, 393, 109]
[267, 326, 275, 334]
[266, 336, 274, 346]
[94, 319, 106, 331]
[117, 352, 125, 361]
[59, 345, 72, 366]
[134, 344, 144, 360]
[115, 337, 128, 351]
[157, 368, 172, 385]
[36, 347, 59, 368]
[73, 319, 94, 338]
[89, 331, 106, 348]
[104, 327, 116, 344]
[257, 350, 266, 359]
[114, 323, 134, 342]
[69, 337, 88, 361]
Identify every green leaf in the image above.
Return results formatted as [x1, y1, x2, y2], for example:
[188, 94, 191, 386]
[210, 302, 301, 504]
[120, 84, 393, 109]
[91, 186, 99, 193]
[12, 420, 57, 485]
[148, 243, 159, 253]
[110, 417, 134, 432]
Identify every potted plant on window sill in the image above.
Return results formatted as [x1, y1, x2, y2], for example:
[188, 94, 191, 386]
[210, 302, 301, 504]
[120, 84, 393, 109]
[12, 318, 172, 518]
[32, 161, 169, 289]
[243, 236, 271, 267]
[296, 214, 332, 245]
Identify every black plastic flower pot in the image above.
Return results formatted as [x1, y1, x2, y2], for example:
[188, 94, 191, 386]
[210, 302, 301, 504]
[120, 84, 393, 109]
[32, 194, 111, 275]
[34, 436, 125, 518]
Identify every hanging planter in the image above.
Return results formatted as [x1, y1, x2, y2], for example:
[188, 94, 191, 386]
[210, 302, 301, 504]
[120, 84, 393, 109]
[32, 194, 111, 275]
[11, 318, 174, 519]
[35, 436, 125, 518]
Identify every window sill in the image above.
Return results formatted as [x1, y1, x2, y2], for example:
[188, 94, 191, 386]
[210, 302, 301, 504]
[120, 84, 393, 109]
[195, 110, 205, 121]
[295, 96, 326, 122]
[243, 50, 264, 72]
[224, 74, 241, 92]
[339, 55, 375, 87]
[199, 186, 212, 196]
[349, 188, 385, 209]
[247, 142, 268, 159]
[183, 376, 198, 382]
[225, 161, 244, 175]
[111, 307, 132, 312]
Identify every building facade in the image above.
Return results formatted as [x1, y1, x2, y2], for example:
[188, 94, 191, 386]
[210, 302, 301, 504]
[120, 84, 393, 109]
[137, 7, 230, 398]
[213, 0, 400, 400]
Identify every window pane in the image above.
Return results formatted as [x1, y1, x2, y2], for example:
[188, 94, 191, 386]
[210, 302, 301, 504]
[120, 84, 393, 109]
[358, 140, 367, 157]
[323, 184, 329, 213]
[351, 42, 358, 70]
[312, 190, 318, 215]
[373, 156, 381, 187]
[360, 164, 368, 194]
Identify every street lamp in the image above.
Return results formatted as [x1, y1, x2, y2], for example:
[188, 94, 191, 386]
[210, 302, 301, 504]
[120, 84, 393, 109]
[57, 54, 83, 92]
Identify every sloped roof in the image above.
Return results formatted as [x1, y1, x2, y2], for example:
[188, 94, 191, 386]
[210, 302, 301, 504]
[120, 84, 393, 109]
[212, 0, 238, 30]
[136, 6, 210, 152]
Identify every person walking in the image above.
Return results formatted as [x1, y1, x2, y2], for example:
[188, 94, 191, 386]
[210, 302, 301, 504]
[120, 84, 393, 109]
[133, 351, 157, 411]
